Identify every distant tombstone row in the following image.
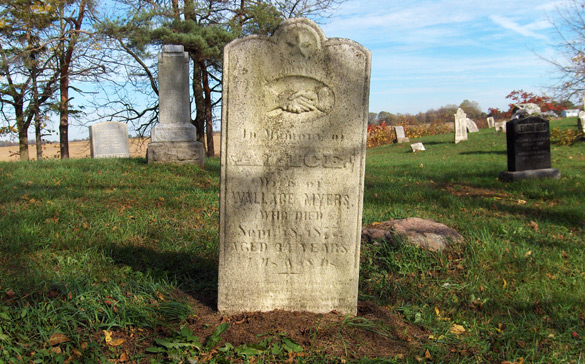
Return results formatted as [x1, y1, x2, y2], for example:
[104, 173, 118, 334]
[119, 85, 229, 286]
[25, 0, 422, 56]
[499, 116, 560, 182]
[89, 122, 130, 159]
[218, 18, 370, 315]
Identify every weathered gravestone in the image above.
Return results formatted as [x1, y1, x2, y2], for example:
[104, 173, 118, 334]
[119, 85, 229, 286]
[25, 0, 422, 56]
[578, 111, 585, 133]
[147, 45, 205, 166]
[394, 126, 409, 143]
[495, 121, 506, 133]
[89, 122, 130, 158]
[499, 116, 560, 182]
[454, 108, 468, 143]
[487, 117, 495, 128]
[466, 118, 479, 133]
[410, 142, 425, 152]
[218, 18, 371, 315]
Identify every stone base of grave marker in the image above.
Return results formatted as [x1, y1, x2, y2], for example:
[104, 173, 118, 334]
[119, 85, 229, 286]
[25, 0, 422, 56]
[147, 141, 205, 166]
[499, 168, 560, 182]
[147, 122, 205, 166]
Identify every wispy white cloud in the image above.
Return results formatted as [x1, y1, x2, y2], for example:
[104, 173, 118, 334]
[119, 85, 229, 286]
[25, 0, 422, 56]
[489, 15, 550, 40]
[318, 0, 560, 113]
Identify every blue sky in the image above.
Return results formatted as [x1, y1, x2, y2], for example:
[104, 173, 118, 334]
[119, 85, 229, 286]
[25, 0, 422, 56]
[318, 0, 564, 115]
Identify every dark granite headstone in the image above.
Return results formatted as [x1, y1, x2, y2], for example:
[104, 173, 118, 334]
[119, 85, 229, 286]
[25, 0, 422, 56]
[499, 116, 560, 182]
[506, 116, 551, 171]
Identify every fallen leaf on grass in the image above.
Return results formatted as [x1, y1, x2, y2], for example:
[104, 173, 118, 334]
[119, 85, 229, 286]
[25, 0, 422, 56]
[517, 199, 527, 205]
[49, 332, 71, 346]
[501, 358, 524, 364]
[424, 349, 432, 360]
[530, 221, 538, 231]
[119, 352, 130, 362]
[103, 330, 125, 347]
[450, 324, 466, 337]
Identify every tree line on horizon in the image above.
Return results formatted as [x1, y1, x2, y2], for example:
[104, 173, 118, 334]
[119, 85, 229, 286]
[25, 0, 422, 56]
[0, 0, 343, 161]
[369, 90, 577, 127]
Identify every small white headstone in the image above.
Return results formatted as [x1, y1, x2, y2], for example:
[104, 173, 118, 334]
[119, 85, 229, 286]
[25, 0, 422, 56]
[495, 121, 507, 133]
[394, 126, 409, 143]
[89, 122, 130, 158]
[487, 117, 495, 128]
[466, 118, 479, 133]
[410, 142, 425, 152]
[454, 108, 468, 143]
[516, 103, 541, 115]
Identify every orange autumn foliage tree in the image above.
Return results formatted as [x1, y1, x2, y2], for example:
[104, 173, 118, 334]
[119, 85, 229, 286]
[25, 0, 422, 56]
[505, 90, 565, 115]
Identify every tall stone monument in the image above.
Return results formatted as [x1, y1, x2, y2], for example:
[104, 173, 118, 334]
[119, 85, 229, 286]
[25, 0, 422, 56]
[147, 45, 205, 166]
[89, 122, 130, 159]
[499, 116, 560, 182]
[454, 108, 468, 143]
[218, 18, 371, 315]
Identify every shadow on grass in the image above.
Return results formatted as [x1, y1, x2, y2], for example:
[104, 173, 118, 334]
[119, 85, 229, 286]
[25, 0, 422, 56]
[363, 170, 585, 232]
[459, 151, 507, 155]
[105, 243, 219, 310]
[419, 141, 453, 146]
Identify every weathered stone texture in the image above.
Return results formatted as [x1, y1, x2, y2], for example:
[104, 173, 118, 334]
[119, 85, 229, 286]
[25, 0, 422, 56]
[394, 126, 409, 143]
[218, 18, 371, 315]
[147, 45, 204, 166]
[362, 218, 464, 252]
[454, 108, 468, 143]
[89, 122, 130, 158]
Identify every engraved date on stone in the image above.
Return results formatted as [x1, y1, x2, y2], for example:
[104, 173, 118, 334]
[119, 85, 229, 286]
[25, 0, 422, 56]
[236, 224, 342, 241]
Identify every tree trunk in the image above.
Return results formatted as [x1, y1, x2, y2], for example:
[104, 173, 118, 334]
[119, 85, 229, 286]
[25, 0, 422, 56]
[32, 70, 43, 160]
[192, 59, 206, 145]
[201, 61, 215, 157]
[59, 72, 70, 159]
[13, 99, 29, 161]
[17, 118, 29, 161]
[57, 0, 86, 160]
[35, 111, 43, 160]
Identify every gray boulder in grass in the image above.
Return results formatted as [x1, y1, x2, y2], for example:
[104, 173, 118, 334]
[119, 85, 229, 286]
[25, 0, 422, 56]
[362, 217, 464, 252]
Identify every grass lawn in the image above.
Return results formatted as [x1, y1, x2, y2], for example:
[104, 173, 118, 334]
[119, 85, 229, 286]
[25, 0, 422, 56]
[0, 118, 583, 363]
